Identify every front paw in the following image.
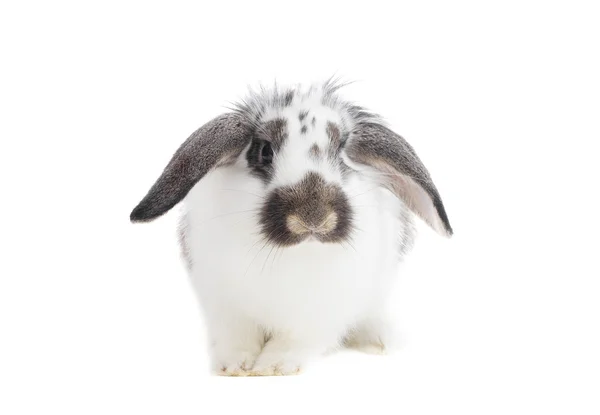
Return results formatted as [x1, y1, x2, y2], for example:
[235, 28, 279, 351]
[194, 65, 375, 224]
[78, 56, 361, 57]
[344, 316, 400, 355]
[249, 351, 304, 376]
[214, 350, 261, 377]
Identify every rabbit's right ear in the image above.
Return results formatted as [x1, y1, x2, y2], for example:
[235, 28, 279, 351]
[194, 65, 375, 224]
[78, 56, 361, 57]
[130, 113, 252, 223]
[345, 122, 453, 237]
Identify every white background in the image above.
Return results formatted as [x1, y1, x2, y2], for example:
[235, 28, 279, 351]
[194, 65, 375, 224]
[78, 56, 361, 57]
[1, 1, 599, 414]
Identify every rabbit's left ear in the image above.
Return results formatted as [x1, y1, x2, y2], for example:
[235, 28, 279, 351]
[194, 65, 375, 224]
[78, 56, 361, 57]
[130, 113, 252, 223]
[345, 123, 453, 237]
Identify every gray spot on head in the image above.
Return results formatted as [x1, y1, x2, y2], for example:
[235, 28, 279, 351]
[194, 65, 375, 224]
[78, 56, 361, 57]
[326, 121, 342, 159]
[263, 118, 288, 150]
[284, 90, 294, 106]
[300, 125, 308, 134]
[309, 144, 321, 160]
[299, 110, 309, 121]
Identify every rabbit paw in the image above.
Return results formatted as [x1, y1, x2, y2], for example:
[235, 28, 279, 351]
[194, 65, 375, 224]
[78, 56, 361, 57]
[248, 338, 309, 376]
[249, 352, 304, 376]
[345, 315, 398, 355]
[215, 350, 261, 376]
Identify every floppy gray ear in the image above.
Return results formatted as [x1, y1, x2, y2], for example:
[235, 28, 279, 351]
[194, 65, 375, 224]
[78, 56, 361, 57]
[345, 123, 453, 237]
[130, 113, 252, 222]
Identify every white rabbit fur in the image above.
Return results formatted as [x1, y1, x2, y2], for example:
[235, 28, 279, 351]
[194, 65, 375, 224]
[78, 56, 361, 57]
[178, 85, 415, 375]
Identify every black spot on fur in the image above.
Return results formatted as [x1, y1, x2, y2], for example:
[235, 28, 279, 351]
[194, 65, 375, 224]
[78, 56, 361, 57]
[260, 172, 353, 246]
[326, 121, 342, 159]
[262, 118, 288, 151]
[309, 144, 321, 160]
[300, 125, 308, 134]
[299, 110, 309, 121]
[311, 116, 316, 127]
[284, 90, 294, 106]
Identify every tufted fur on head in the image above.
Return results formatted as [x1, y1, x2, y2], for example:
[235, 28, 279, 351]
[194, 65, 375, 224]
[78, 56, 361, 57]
[230, 78, 381, 134]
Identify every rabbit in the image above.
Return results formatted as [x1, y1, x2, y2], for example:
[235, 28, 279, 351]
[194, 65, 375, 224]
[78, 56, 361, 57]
[130, 79, 453, 376]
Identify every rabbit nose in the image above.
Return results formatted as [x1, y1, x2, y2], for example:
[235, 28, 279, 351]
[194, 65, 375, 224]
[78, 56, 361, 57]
[286, 211, 339, 236]
[260, 172, 352, 246]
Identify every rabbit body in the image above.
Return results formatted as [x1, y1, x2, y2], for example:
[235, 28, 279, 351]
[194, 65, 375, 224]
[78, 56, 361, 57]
[181, 155, 410, 375]
[131, 81, 451, 376]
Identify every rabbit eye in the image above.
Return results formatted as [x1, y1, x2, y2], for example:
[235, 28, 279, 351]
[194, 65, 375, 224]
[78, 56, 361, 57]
[260, 141, 273, 164]
[246, 139, 275, 181]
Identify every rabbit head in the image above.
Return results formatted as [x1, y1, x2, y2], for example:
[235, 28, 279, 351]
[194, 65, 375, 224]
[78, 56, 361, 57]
[130, 81, 453, 247]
